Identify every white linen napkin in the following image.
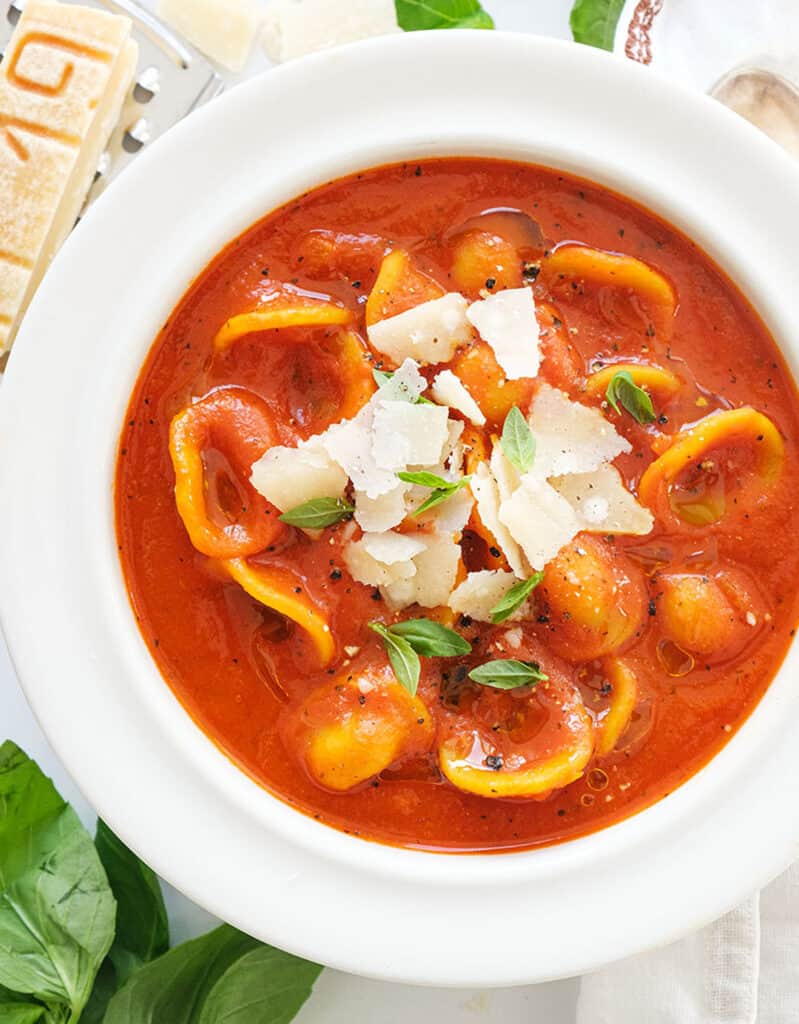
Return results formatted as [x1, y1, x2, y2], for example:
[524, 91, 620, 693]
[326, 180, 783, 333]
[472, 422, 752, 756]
[579, 3, 798, 1021]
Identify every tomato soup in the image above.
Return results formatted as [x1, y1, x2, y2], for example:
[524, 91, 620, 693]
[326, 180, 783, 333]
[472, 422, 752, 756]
[116, 158, 799, 852]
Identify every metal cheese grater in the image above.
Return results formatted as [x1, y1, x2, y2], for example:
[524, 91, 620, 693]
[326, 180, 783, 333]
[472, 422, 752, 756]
[0, 0, 225, 209]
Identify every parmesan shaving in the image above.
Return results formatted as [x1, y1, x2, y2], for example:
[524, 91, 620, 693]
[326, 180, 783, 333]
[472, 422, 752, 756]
[528, 384, 632, 477]
[499, 476, 582, 571]
[466, 288, 541, 380]
[354, 482, 409, 533]
[449, 570, 530, 623]
[381, 532, 461, 610]
[431, 370, 486, 426]
[371, 401, 450, 471]
[469, 463, 529, 579]
[367, 293, 472, 366]
[262, 0, 400, 63]
[250, 440, 347, 510]
[551, 464, 654, 536]
[344, 531, 424, 589]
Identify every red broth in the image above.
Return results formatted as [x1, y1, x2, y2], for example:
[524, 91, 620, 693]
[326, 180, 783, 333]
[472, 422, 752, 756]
[116, 159, 799, 851]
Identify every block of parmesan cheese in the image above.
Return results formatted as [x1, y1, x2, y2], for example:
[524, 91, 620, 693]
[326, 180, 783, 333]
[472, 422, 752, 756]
[262, 0, 401, 64]
[157, 0, 260, 72]
[0, 0, 137, 353]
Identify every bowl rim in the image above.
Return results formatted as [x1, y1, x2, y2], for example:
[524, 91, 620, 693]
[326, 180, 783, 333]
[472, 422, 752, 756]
[2, 30, 799, 987]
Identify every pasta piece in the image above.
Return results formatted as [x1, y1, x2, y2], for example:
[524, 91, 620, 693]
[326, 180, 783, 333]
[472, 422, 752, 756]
[451, 341, 537, 426]
[466, 287, 541, 380]
[638, 407, 784, 523]
[431, 370, 487, 426]
[221, 558, 335, 666]
[284, 664, 433, 791]
[214, 293, 352, 350]
[169, 388, 282, 558]
[551, 464, 654, 536]
[250, 439, 347, 512]
[365, 249, 445, 326]
[537, 302, 584, 394]
[367, 293, 472, 366]
[538, 536, 646, 661]
[330, 330, 378, 420]
[541, 244, 676, 335]
[595, 658, 638, 756]
[450, 230, 523, 296]
[438, 666, 594, 798]
[448, 570, 530, 624]
[584, 361, 681, 403]
[528, 383, 632, 477]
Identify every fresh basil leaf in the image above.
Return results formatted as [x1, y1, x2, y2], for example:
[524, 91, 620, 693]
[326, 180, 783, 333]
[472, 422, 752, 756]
[104, 924, 321, 1024]
[397, 470, 451, 488]
[500, 406, 536, 474]
[0, 742, 115, 1022]
[368, 622, 421, 695]
[605, 370, 656, 424]
[0, 1004, 46, 1024]
[279, 497, 354, 529]
[396, 0, 495, 30]
[414, 477, 471, 517]
[468, 659, 548, 689]
[490, 572, 544, 624]
[82, 821, 171, 1022]
[569, 0, 625, 50]
[389, 618, 472, 657]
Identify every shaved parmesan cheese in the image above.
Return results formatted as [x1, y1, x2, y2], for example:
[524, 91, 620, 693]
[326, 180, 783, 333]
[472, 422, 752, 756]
[489, 444, 521, 503]
[470, 464, 529, 579]
[250, 440, 346, 511]
[354, 482, 409, 533]
[367, 294, 472, 366]
[321, 416, 395, 499]
[262, 0, 399, 63]
[499, 477, 581, 571]
[449, 570, 531, 623]
[376, 357, 427, 404]
[466, 288, 541, 380]
[431, 370, 486, 426]
[344, 531, 424, 589]
[551, 465, 654, 536]
[382, 532, 461, 610]
[418, 486, 474, 534]
[158, 0, 259, 71]
[529, 384, 632, 477]
[362, 532, 425, 564]
[372, 401, 450, 471]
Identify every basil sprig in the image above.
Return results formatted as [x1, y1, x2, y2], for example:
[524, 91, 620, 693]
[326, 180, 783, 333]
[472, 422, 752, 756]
[489, 572, 544, 624]
[0, 742, 322, 1024]
[605, 370, 656, 424]
[398, 470, 472, 517]
[396, 0, 495, 31]
[500, 406, 536, 473]
[569, 0, 625, 50]
[279, 496, 354, 529]
[369, 618, 472, 694]
[468, 659, 548, 689]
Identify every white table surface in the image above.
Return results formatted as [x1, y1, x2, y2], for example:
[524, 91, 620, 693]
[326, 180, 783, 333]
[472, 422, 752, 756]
[1, 0, 582, 1018]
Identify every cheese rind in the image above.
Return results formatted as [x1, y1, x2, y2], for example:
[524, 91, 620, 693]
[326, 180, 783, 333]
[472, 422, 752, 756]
[0, 0, 137, 352]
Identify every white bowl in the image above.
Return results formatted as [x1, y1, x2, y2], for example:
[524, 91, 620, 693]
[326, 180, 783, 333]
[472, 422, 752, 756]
[3, 31, 799, 988]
